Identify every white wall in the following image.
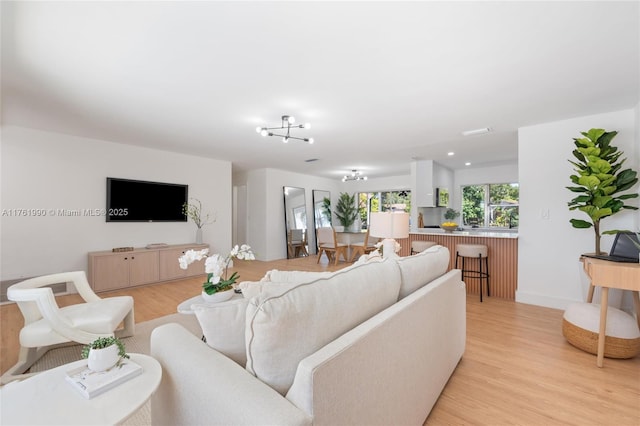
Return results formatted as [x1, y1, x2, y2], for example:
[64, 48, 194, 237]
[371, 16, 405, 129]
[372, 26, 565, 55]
[0, 126, 232, 280]
[240, 168, 341, 261]
[517, 108, 638, 310]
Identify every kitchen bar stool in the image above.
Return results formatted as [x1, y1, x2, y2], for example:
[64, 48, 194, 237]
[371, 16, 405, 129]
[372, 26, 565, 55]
[455, 243, 490, 302]
[411, 241, 437, 255]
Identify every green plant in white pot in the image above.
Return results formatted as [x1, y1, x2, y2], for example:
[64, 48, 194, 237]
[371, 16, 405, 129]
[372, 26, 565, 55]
[82, 336, 129, 372]
[567, 128, 638, 254]
[334, 192, 358, 231]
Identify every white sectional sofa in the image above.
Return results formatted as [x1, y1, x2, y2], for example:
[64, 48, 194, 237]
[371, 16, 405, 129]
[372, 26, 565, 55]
[150, 246, 466, 425]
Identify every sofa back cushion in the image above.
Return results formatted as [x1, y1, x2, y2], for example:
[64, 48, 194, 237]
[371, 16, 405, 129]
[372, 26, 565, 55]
[395, 245, 450, 299]
[245, 259, 401, 395]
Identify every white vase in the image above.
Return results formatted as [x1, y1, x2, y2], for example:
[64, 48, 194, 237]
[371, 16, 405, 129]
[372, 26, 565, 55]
[87, 344, 120, 372]
[196, 228, 203, 244]
[201, 289, 233, 303]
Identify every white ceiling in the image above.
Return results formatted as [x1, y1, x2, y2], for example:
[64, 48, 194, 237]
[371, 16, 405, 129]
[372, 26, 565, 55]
[2, 1, 638, 180]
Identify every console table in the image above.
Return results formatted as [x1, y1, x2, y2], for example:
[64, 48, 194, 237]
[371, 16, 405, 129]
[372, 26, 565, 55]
[88, 243, 208, 292]
[581, 256, 640, 367]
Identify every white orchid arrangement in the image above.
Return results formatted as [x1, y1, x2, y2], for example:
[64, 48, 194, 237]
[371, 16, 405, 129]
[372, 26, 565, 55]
[374, 240, 401, 256]
[179, 245, 255, 294]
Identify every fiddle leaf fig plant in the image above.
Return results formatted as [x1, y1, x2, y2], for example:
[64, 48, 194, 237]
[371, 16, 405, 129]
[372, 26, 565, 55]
[334, 192, 358, 228]
[567, 128, 638, 254]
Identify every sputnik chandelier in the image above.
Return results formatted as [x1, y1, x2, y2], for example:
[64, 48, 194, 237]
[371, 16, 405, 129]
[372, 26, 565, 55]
[256, 115, 314, 144]
[342, 170, 368, 182]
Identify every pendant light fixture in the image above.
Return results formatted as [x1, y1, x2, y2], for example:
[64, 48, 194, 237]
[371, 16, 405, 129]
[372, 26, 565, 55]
[256, 115, 314, 144]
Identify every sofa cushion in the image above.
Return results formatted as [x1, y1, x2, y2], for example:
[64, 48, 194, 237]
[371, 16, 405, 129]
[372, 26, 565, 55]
[245, 259, 401, 395]
[260, 269, 334, 283]
[395, 245, 450, 299]
[192, 298, 249, 366]
[239, 281, 301, 300]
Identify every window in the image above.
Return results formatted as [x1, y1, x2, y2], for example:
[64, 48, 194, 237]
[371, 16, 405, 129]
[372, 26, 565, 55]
[357, 190, 411, 229]
[462, 183, 519, 229]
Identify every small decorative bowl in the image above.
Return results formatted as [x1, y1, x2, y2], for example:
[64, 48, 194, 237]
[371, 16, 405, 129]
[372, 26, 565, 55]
[440, 224, 458, 232]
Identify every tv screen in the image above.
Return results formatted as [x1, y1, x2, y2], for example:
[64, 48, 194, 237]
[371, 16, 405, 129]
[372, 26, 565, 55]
[106, 178, 188, 222]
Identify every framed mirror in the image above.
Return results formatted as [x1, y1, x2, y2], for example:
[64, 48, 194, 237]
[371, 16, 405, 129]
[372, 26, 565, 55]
[312, 190, 331, 252]
[283, 186, 309, 259]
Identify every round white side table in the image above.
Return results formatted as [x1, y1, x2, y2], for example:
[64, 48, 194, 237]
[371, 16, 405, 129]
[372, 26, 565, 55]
[0, 353, 161, 426]
[177, 292, 243, 314]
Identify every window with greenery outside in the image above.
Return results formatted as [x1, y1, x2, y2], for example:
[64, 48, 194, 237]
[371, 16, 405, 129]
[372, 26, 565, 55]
[462, 183, 519, 228]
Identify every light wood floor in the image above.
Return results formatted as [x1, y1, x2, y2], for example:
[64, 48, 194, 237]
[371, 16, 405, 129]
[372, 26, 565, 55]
[1, 257, 639, 425]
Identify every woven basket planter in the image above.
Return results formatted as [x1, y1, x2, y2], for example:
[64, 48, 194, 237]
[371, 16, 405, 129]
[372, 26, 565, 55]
[562, 319, 640, 359]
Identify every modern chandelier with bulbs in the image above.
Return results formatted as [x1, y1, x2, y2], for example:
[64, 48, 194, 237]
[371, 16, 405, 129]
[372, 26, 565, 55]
[342, 170, 368, 182]
[256, 115, 314, 144]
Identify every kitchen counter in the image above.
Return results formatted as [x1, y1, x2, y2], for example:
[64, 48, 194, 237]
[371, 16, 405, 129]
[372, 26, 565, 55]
[411, 228, 518, 239]
[405, 230, 519, 300]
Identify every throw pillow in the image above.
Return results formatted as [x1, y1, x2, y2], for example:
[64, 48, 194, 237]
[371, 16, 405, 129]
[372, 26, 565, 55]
[259, 269, 334, 283]
[395, 245, 450, 299]
[192, 298, 249, 366]
[245, 259, 401, 395]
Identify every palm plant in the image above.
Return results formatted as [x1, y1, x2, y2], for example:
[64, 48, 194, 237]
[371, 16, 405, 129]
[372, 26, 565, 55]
[334, 192, 358, 228]
[567, 128, 638, 254]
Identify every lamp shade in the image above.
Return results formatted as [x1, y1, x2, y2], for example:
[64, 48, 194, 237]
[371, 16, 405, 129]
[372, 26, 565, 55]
[369, 212, 410, 239]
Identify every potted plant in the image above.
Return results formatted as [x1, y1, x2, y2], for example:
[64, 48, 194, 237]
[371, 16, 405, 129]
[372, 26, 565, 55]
[567, 128, 638, 254]
[179, 244, 255, 302]
[82, 336, 129, 372]
[182, 198, 217, 244]
[334, 192, 358, 232]
[441, 208, 460, 231]
[322, 197, 332, 224]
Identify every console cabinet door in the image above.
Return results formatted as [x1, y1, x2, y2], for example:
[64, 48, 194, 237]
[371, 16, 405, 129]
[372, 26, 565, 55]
[128, 251, 160, 286]
[92, 254, 130, 292]
[159, 247, 206, 281]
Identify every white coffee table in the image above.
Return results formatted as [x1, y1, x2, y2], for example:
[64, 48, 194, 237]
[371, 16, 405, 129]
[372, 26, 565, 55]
[0, 353, 161, 426]
[177, 292, 243, 314]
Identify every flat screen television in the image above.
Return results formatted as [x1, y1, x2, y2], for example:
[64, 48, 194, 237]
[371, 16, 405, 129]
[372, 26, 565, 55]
[106, 177, 188, 222]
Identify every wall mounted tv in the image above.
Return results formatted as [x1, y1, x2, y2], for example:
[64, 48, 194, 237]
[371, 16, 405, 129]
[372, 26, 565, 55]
[106, 178, 188, 222]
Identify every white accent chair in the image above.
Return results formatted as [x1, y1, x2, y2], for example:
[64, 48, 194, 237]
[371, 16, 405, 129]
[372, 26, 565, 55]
[1, 271, 134, 384]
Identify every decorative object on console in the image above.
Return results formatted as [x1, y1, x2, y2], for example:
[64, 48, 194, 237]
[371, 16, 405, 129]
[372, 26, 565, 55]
[112, 247, 134, 252]
[342, 169, 368, 182]
[567, 128, 638, 255]
[179, 245, 255, 302]
[369, 211, 410, 259]
[182, 198, 217, 244]
[256, 115, 313, 144]
[81, 336, 130, 372]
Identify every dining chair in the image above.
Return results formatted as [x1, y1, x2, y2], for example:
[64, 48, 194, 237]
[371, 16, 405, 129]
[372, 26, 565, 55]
[349, 229, 379, 262]
[1, 271, 135, 384]
[316, 227, 348, 265]
[288, 229, 308, 258]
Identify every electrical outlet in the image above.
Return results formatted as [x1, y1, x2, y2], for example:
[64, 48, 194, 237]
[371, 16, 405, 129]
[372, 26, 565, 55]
[541, 209, 550, 220]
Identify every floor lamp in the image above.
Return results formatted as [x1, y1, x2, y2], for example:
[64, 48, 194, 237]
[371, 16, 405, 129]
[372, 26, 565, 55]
[369, 212, 410, 259]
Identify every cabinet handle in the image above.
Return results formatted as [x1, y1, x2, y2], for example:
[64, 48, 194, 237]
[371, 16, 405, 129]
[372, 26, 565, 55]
[124, 257, 128, 260]
[131, 256, 135, 260]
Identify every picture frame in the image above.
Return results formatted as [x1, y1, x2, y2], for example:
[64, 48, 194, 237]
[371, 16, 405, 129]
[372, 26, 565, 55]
[436, 188, 449, 207]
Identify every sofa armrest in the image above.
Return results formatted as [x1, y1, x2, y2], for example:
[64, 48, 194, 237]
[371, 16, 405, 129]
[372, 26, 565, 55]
[150, 323, 311, 426]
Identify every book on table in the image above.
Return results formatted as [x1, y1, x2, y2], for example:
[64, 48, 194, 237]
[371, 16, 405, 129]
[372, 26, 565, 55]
[65, 359, 143, 399]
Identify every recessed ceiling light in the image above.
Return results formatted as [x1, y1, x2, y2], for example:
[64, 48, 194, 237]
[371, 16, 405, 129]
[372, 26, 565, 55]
[465, 162, 471, 166]
[462, 127, 491, 137]
[447, 152, 455, 156]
